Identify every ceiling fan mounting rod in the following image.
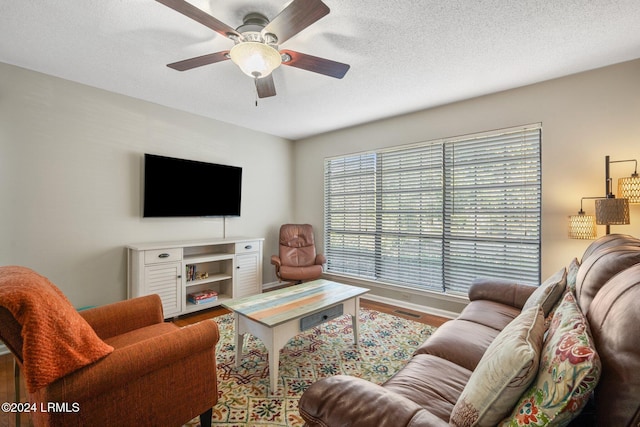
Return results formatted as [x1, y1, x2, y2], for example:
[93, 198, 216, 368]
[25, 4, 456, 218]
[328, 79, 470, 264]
[240, 12, 269, 29]
[235, 13, 278, 43]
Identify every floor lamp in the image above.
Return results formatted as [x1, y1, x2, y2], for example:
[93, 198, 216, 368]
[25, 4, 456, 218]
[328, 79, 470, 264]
[569, 155, 639, 239]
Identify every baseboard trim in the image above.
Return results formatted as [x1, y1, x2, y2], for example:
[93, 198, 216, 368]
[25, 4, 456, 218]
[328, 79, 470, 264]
[321, 273, 467, 317]
[262, 281, 294, 291]
[362, 294, 458, 320]
[262, 281, 282, 291]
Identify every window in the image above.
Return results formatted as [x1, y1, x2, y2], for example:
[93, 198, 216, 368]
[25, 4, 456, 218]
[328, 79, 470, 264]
[324, 125, 541, 295]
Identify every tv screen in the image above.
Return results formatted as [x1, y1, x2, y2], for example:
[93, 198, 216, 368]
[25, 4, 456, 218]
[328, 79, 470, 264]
[143, 154, 242, 217]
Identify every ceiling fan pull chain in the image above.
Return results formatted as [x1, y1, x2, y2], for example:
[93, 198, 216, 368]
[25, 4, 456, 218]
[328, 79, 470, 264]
[255, 78, 259, 106]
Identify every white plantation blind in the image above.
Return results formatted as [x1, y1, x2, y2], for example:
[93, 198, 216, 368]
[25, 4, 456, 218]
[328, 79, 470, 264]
[324, 125, 541, 295]
[443, 128, 542, 294]
[324, 153, 378, 278]
[376, 144, 445, 291]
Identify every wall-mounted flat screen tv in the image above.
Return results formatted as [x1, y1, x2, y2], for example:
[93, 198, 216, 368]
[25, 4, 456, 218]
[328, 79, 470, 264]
[143, 153, 242, 217]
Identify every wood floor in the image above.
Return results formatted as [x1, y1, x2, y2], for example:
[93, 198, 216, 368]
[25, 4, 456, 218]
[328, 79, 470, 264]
[361, 299, 449, 327]
[0, 298, 447, 427]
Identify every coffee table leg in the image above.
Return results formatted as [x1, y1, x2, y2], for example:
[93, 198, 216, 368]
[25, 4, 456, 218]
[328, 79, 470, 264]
[353, 297, 360, 348]
[268, 339, 279, 395]
[234, 316, 284, 394]
[266, 322, 298, 395]
[234, 313, 244, 367]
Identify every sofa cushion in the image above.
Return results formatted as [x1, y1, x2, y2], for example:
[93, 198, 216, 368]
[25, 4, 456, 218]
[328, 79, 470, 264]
[522, 267, 566, 316]
[499, 291, 601, 427]
[450, 305, 545, 427]
[580, 233, 640, 262]
[279, 264, 323, 281]
[414, 319, 501, 371]
[383, 354, 472, 423]
[456, 299, 521, 331]
[586, 265, 640, 427]
[575, 245, 640, 313]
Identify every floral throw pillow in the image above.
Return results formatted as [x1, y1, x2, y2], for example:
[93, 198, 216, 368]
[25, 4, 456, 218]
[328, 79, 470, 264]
[499, 292, 601, 427]
[566, 258, 580, 296]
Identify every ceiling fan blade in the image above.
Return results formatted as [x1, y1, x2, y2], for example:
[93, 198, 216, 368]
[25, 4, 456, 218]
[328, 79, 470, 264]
[281, 50, 350, 79]
[263, 0, 329, 45]
[167, 51, 230, 71]
[156, 0, 240, 39]
[255, 75, 276, 98]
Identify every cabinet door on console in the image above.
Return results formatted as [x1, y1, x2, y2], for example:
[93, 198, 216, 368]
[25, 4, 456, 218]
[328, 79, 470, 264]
[234, 253, 261, 298]
[144, 262, 182, 317]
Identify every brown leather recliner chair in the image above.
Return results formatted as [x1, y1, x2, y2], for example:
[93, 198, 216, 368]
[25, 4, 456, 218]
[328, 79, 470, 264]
[271, 224, 326, 283]
[0, 266, 219, 427]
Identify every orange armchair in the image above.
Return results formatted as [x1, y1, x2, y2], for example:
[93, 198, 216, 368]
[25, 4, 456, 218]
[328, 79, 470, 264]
[0, 266, 219, 427]
[271, 224, 326, 283]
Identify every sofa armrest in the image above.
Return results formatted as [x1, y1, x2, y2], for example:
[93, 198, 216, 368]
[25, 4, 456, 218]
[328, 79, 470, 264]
[468, 278, 537, 309]
[270, 255, 281, 267]
[80, 294, 164, 340]
[41, 320, 219, 402]
[299, 375, 448, 427]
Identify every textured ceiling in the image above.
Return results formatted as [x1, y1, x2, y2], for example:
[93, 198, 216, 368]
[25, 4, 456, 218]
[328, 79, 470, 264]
[2, 0, 640, 140]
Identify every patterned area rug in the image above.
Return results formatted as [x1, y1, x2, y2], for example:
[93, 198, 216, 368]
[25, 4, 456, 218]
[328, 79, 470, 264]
[186, 308, 436, 427]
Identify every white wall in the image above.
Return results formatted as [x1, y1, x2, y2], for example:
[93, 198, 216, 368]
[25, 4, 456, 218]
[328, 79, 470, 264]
[294, 59, 640, 301]
[3, 59, 640, 313]
[0, 62, 294, 308]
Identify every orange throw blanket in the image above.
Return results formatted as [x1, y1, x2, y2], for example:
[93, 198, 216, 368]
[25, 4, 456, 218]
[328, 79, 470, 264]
[0, 266, 113, 392]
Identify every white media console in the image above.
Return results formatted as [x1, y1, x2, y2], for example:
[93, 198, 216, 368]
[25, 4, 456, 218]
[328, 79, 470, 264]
[127, 237, 264, 318]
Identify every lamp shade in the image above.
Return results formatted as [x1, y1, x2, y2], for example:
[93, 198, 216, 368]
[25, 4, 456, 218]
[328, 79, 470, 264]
[595, 198, 630, 225]
[229, 42, 282, 78]
[618, 174, 640, 204]
[568, 213, 597, 239]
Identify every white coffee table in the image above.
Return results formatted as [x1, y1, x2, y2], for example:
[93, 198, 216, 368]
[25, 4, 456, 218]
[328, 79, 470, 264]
[222, 279, 369, 394]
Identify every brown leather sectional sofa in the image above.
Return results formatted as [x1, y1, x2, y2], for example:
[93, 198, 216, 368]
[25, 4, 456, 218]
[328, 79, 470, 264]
[299, 234, 640, 426]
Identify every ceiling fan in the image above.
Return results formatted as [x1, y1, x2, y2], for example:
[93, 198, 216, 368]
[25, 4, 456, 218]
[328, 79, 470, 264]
[156, 0, 350, 98]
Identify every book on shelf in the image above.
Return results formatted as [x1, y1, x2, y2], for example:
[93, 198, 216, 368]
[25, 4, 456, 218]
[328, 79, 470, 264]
[185, 264, 209, 282]
[189, 296, 218, 305]
[186, 264, 210, 282]
[186, 264, 195, 282]
[187, 289, 218, 305]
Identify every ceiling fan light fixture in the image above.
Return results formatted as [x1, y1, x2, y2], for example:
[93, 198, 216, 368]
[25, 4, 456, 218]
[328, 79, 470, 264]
[229, 42, 282, 78]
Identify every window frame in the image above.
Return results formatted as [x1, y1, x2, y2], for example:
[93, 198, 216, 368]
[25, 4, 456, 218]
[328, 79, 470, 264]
[323, 125, 542, 296]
